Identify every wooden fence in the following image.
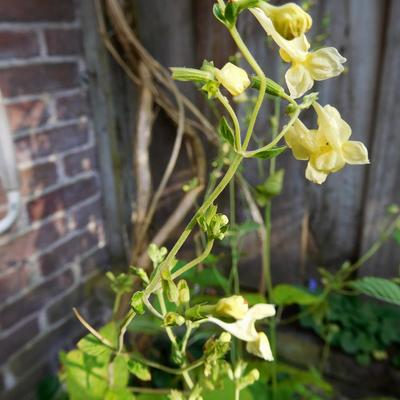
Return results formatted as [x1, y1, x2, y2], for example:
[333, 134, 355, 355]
[89, 0, 400, 284]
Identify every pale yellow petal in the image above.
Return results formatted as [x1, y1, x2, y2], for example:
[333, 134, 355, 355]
[313, 150, 345, 172]
[313, 103, 344, 149]
[306, 47, 346, 80]
[305, 162, 328, 184]
[323, 105, 352, 142]
[285, 64, 314, 98]
[285, 120, 321, 159]
[341, 141, 370, 164]
[250, 8, 308, 62]
[246, 332, 274, 361]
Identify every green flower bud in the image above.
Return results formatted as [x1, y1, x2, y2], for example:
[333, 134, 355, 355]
[164, 312, 185, 327]
[177, 279, 190, 305]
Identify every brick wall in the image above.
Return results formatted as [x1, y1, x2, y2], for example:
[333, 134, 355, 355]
[0, 1, 111, 398]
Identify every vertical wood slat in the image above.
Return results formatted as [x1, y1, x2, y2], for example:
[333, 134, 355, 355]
[304, 0, 387, 273]
[360, 0, 400, 277]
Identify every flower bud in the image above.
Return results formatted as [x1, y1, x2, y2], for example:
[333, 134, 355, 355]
[215, 62, 250, 96]
[177, 279, 190, 305]
[215, 295, 249, 319]
[219, 332, 232, 343]
[259, 2, 312, 40]
[164, 312, 185, 327]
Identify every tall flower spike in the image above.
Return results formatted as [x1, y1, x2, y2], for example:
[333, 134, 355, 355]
[285, 102, 369, 184]
[207, 303, 276, 360]
[250, 7, 346, 98]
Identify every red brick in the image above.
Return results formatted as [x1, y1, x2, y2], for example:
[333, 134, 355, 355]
[0, 63, 79, 98]
[39, 229, 101, 276]
[71, 198, 103, 231]
[0, 31, 39, 60]
[8, 316, 83, 379]
[0, 268, 74, 329]
[64, 147, 97, 177]
[56, 91, 88, 120]
[6, 99, 49, 133]
[45, 28, 83, 56]
[27, 176, 98, 222]
[15, 122, 89, 163]
[0, 216, 67, 271]
[1, 362, 53, 400]
[0, 0, 74, 22]
[0, 317, 39, 364]
[0, 264, 29, 302]
[19, 161, 58, 196]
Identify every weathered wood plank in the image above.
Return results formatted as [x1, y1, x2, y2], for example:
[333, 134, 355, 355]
[304, 0, 387, 273]
[360, 0, 400, 277]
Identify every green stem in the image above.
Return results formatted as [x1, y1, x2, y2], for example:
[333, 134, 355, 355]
[118, 309, 136, 354]
[171, 240, 214, 281]
[235, 386, 241, 400]
[217, 91, 242, 151]
[144, 154, 243, 295]
[243, 108, 300, 157]
[229, 26, 267, 150]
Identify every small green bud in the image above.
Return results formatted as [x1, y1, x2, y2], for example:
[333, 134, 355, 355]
[164, 312, 185, 327]
[148, 243, 168, 267]
[130, 291, 145, 315]
[129, 266, 150, 285]
[237, 368, 260, 390]
[177, 279, 190, 304]
[387, 204, 400, 215]
[162, 278, 179, 304]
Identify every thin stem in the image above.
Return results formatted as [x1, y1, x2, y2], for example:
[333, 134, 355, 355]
[229, 178, 240, 295]
[235, 386, 241, 400]
[143, 296, 164, 319]
[171, 240, 214, 281]
[144, 154, 243, 295]
[217, 91, 242, 151]
[73, 308, 114, 348]
[229, 26, 266, 150]
[345, 215, 400, 277]
[118, 309, 136, 353]
[243, 109, 300, 157]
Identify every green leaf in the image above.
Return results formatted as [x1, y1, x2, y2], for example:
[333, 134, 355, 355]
[104, 388, 134, 400]
[242, 292, 267, 306]
[218, 116, 235, 147]
[339, 330, 359, 354]
[77, 322, 117, 362]
[180, 266, 229, 292]
[112, 355, 130, 389]
[250, 146, 287, 160]
[349, 277, 400, 306]
[131, 291, 145, 314]
[61, 350, 109, 400]
[272, 284, 321, 306]
[128, 360, 152, 381]
[393, 228, 400, 245]
[77, 334, 111, 359]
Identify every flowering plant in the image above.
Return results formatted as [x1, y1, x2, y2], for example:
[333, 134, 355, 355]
[59, 1, 377, 399]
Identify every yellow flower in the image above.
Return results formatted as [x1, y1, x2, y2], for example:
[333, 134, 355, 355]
[215, 295, 249, 319]
[208, 303, 276, 361]
[285, 103, 369, 184]
[215, 62, 251, 96]
[250, 7, 346, 98]
[258, 2, 312, 40]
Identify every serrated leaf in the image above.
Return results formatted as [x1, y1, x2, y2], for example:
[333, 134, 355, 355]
[349, 277, 400, 306]
[128, 360, 152, 381]
[112, 355, 130, 388]
[272, 284, 321, 306]
[251, 146, 287, 160]
[218, 116, 235, 146]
